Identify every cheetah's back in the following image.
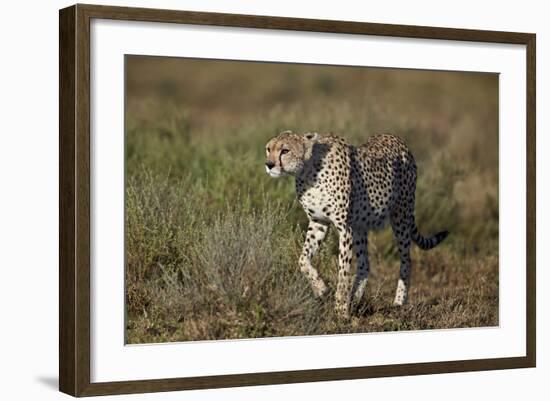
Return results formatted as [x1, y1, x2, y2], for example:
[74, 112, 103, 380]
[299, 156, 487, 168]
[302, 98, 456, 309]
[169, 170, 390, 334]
[350, 134, 417, 229]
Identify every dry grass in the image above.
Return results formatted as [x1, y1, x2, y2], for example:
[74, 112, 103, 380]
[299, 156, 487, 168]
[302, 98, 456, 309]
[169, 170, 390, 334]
[124, 56, 499, 344]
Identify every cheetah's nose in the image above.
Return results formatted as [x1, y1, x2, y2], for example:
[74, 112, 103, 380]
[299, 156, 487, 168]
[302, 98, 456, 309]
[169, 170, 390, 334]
[265, 161, 275, 170]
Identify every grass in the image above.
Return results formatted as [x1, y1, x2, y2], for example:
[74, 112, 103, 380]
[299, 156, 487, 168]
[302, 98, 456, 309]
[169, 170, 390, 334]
[124, 56, 499, 344]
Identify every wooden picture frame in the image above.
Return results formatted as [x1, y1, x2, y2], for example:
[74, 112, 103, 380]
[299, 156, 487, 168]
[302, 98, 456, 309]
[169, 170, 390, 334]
[59, 3, 536, 397]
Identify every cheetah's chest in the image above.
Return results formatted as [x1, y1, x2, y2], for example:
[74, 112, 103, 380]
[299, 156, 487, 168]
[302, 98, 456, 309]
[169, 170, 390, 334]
[298, 184, 333, 223]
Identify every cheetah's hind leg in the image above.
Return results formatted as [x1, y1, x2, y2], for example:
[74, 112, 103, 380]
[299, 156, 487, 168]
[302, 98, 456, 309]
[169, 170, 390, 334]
[350, 228, 370, 308]
[390, 213, 412, 307]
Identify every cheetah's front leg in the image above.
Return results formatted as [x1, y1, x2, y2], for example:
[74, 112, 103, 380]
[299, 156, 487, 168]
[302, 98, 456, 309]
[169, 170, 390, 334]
[299, 220, 329, 298]
[335, 226, 353, 318]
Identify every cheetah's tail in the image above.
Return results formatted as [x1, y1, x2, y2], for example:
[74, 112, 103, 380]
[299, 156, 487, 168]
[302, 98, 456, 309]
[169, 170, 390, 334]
[411, 225, 449, 250]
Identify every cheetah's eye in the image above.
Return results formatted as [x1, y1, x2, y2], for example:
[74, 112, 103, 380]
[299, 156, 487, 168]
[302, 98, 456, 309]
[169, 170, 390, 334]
[266, 147, 270, 153]
[281, 148, 290, 155]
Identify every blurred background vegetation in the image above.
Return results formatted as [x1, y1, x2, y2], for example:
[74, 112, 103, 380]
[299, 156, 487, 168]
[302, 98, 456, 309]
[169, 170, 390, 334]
[125, 56, 498, 344]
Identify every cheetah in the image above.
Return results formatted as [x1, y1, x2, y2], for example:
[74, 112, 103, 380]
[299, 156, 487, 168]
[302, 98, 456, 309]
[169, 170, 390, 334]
[265, 130, 448, 318]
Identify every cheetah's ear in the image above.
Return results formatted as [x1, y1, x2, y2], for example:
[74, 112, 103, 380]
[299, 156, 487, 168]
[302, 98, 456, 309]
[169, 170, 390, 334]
[304, 132, 319, 142]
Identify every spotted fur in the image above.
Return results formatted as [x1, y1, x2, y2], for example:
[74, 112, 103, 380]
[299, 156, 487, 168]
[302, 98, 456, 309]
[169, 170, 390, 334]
[265, 130, 448, 317]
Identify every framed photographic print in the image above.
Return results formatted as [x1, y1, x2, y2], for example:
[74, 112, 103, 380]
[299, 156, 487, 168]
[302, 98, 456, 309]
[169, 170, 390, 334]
[59, 3, 536, 397]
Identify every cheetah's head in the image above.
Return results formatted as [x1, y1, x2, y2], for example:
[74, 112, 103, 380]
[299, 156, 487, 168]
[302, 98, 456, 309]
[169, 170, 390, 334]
[264, 130, 319, 178]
